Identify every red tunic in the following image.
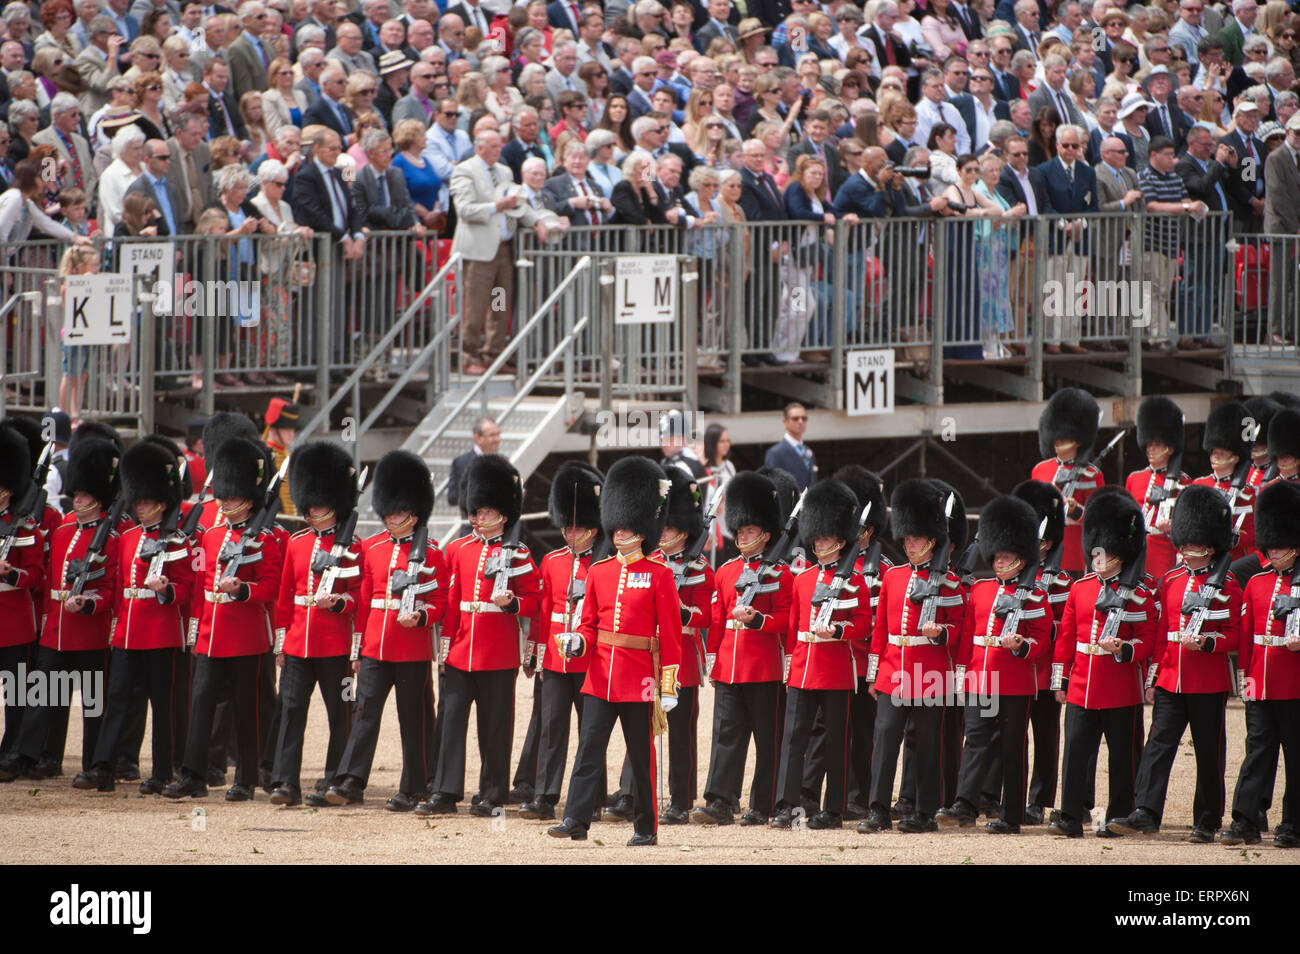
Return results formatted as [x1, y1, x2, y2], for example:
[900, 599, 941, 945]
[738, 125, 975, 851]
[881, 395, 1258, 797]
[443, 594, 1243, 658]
[443, 535, 541, 672]
[1125, 467, 1190, 581]
[356, 531, 448, 663]
[1033, 567, 1072, 690]
[1031, 458, 1103, 575]
[0, 509, 43, 648]
[958, 577, 1054, 696]
[536, 547, 597, 675]
[575, 552, 684, 703]
[1149, 565, 1241, 694]
[113, 523, 195, 651]
[786, 564, 870, 691]
[708, 555, 793, 685]
[1238, 569, 1300, 701]
[275, 527, 364, 658]
[191, 521, 282, 658]
[665, 553, 715, 688]
[851, 553, 891, 676]
[870, 562, 967, 700]
[1053, 573, 1159, 709]
[42, 518, 119, 652]
[1190, 474, 1256, 561]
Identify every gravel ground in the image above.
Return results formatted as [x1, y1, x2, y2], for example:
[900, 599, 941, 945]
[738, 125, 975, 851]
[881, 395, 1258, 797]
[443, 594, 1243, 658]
[0, 679, 1290, 865]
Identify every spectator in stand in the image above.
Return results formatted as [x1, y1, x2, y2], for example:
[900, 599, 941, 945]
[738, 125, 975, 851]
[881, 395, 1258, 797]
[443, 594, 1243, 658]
[390, 118, 444, 233]
[264, 56, 309, 135]
[1137, 135, 1201, 351]
[1176, 122, 1234, 346]
[248, 158, 311, 383]
[595, 93, 635, 157]
[584, 128, 623, 196]
[7, 100, 39, 165]
[1263, 115, 1300, 343]
[211, 164, 276, 382]
[345, 110, 384, 168]
[97, 124, 146, 228]
[123, 137, 185, 236]
[0, 158, 91, 248]
[241, 90, 272, 159]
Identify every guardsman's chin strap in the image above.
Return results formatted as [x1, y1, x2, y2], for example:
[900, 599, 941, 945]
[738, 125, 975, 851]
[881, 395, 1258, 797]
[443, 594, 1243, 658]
[137, 501, 165, 529]
[615, 534, 643, 561]
[388, 514, 417, 540]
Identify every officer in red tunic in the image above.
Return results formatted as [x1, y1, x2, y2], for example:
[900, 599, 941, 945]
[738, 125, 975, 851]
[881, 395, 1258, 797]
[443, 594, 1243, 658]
[548, 457, 683, 845]
[862, 478, 967, 834]
[1192, 401, 1257, 561]
[1221, 479, 1300, 847]
[326, 452, 443, 809]
[939, 495, 1053, 833]
[1049, 489, 1159, 838]
[0, 427, 46, 767]
[772, 480, 870, 830]
[1010, 479, 1070, 826]
[1265, 408, 1300, 486]
[163, 438, 283, 801]
[1125, 395, 1189, 581]
[268, 441, 363, 808]
[74, 439, 195, 793]
[1243, 396, 1281, 488]
[519, 462, 606, 821]
[1030, 388, 1104, 577]
[691, 471, 792, 826]
[1109, 485, 1241, 841]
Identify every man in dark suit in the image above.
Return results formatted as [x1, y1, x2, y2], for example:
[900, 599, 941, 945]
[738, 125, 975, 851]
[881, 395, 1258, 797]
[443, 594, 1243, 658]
[1141, 66, 1189, 154]
[988, 35, 1022, 101]
[547, 0, 583, 35]
[301, 65, 355, 141]
[294, 48, 325, 108]
[501, 106, 547, 181]
[1219, 100, 1265, 233]
[787, 109, 846, 194]
[1176, 123, 1234, 341]
[863, 3, 911, 76]
[832, 146, 891, 218]
[446, 417, 501, 508]
[762, 403, 817, 492]
[203, 59, 246, 140]
[696, 0, 740, 49]
[124, 138, 187, 235]
[1037, 123, 1097, 353]
[738, 138, 787, 362]
[541, 141, 614, 225]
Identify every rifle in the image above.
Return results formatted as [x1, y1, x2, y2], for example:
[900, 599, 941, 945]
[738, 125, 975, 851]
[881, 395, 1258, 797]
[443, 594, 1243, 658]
[1180, 548, 1234, 644]
[66, 495, 127, 598]
[908, 491, 957, 630]
[810, 503, 872, 632]
[0, 443, 52, 562]
[310, 466, 369, 603]
[391, 522, 429, 619]
[735, 486, 807, 608]
[137, 497, 184, 588]
[1093, 544, 1147, 647]
[178, 470, 214, 541]
[1055, 429, 1126, 504]
[673, 474, 729, 588]
[1271, 560, 1300, 645]
[1260, 461, 1279, 485]
[218, 457, 289, 582]
[1145, 447, 1184, 529]
[482, 520, 528, 666]
[953, 531, 980, 586]
[994, 516, 1051, 641]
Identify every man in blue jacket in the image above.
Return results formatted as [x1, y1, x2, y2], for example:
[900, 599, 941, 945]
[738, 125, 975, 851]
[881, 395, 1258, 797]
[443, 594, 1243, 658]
[763, 403, 817, 491]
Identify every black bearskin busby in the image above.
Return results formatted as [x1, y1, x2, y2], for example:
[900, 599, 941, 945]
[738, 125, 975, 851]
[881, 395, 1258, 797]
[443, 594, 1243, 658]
[663, 467, 705, 546]
[1243, 396, 1282, 451]
[1081, 488, 1145, 567]
[1038, 387, 1100, 459]
[2, 417, 43, 473]
[977, 495, 1042, 565]
[140, 434, 192, 498]
[724, 471, 783, 540]
[371, 450, 434, 525]
[1136, 395, 1185, 454]
[549, 461, 604, 530]
[66, 437, 120, 506]
[202, 411, 260, 463]
[0, 424, 32, 498]
[465, 453, 523, 532]
[756, 465, 799, 526]
[600, 456, 670, 557]
[929, 479, 967, 553]
[1267, 391, 1300, 410]
[121, 440, 184, 509]
[890, 478, 950, 544]
[212, 438, 272, 503]
[834, 464, 888, 538]
[290, 441, 358, 522]
[799, 479, 861, 554]
[1169, 484, 1234, 555]
[1254, 480, 1300, 553]
[1012, 479, 1065, 549]
[69, 420, 123, 452]
[1266, 408, 1300, 462]
[1201, 400, 1253, 462]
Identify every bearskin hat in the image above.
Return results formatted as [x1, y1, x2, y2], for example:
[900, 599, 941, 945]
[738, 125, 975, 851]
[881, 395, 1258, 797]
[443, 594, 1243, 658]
[929, 479, 967, 553]
[1012, 479, 1065, 548]
[0, 423, 32, 499]
[371, 450, 434, 525]
[1081, 488, 1145, 567]
[140, 434, 192, 498]
[1230, 553, 1264, 586]
[1202, 400, 1253, 462]
[834, 464, 888, 537]
[799, 479, 862, 554]
[724, 471, 783, 540]
[202, 411, 259, 463]
[1254, 479, 1300, 552]
[2, 417, 43, 471]
[465, 453, 522, 532]
[1243, 396, 1282, 450]
[601, 456, 669, 556]
[69, 420, 123, 452]
[977, 495, 1042, 565]
[1136, 395, 1185, 454]
[212, 437, 272, 504]
[890, 478, 950, 544]
[1038, 387, 1100, 459]
[1266, 408, 1300, 462]
[663, 467, 705, 546]
[121, 440, 184, 509]
[1169, 484, 1234, 555]
[1267, 391, 1300, 410]
[66, 437, 121, 506]
[290, 441, 358, 522]
[549, 461, 604, 531]
[756, 465, 799, 526]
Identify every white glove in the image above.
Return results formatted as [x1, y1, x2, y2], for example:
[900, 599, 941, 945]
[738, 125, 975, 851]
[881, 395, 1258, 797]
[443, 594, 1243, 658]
[557, 632, 585, 659]
[704, 653, 716, 679]
[660, 694, 678, 713]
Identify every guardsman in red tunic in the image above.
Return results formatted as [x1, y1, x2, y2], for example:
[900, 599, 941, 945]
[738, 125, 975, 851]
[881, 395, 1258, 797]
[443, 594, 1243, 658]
[1010, 480, 1071, 826]
[0, 427, 46, 766]
[548, 457, 683, 845]
[1221, 480, 1300, 848]
[184, 418, 207, 494]
[422, 454, 539, 817]
[1244, 396, 1281, 488]
[772, 480, 870, 830]
[800, 466, 889, 821]
[1109, 486, 1241, 841]
[691, 471, 793, 827]
[1125, 396, 1189, 581]
[519, 462, 607, 821]
[1030, 388, 1105, 577]
[194, 412, 263, 535]
[1, 417, 63, 542]
[163, 438, 283, 801]
[328, 451, 445, 811]
[1191, 401, 1257, 561]
[268, 441, 363, 808]
[1049, 490, 1160, 838]
[74, 439, 194, 794]
[940, 496, 1053, 833]
[1264, 407, 1300, 487]
[862, 478, 967, 834]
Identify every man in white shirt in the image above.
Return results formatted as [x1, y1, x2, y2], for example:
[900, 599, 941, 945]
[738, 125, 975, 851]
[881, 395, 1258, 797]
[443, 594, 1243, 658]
[967, 67, 1000, 153]
[424, 96, 472, 213]
[914, 68, 971, 155]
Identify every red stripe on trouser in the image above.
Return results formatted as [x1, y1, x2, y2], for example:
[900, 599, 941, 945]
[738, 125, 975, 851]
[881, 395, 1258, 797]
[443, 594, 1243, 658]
[838, 697, 850, 810]
[648, 706, 658, 834]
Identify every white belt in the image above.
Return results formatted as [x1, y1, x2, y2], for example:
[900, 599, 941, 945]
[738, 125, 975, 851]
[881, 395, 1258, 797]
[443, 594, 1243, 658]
[460, 600, 504, 614]
[0, 582, 19, 593]
[371, 598, 402, 611]
[889, 634, 933, 648]
[972, 635, 1003, 648]
[725, 619, 751, 630]
[797, 630, 839, 644]
[294, 594, 321, 607]
[49, 588, 71, 601]
[1254, 634, 1288, 647]
[122, 587, 156, 600]
[1075, 641, 1109, 656]
[551, 612, 576, 625]
[205, 591, 236, 604]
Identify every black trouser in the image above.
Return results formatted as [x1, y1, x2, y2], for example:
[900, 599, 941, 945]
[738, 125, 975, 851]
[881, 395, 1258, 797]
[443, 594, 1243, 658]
[1231, 698, 1300, 833]
[16, 646, 108, 772]
[0, 642, 33, 756]
[619, 685, 699, 811]
[537, 670, 595, 802]
[777, 686, 849, 816]
[92, 647, 188, 782]
[1134, 688, 1227, 831]
[180, 653, 268, 786]
[899, 697, 963, 807]
[871, 696, 947, 816]
[1026, 688, 1061, 809]
[336, 657, 434, 795]
[562, 696, 656, 836]
[1060, 702, 1143, 824]
[271, 654, 353, 793]
[116, 682, 151, 769]
[702, 680, 781, 816]
[512, 673, 542, 794]
[259, 650, 280, 777]
[431, 665, 515, 805]
[955, 694, 1032, 826]
[802, 678, 876, 812]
